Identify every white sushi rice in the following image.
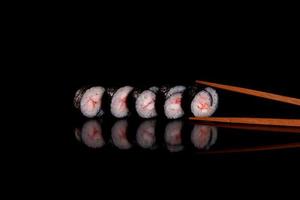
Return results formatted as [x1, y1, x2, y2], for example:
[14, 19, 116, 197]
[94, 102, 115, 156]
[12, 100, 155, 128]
[149, 86, 159, 93]
[111, 120, 131, 150]
[205, 87, 218, 114]
[191, 87, 218, 117]
[110, 86, 134, 118]
[166, 85, 186, 98]
[136, 120, 156, 149]
[135, 90, 157, 118]
[191, 125, 217, 150]
[81, 120, 105, 148]
[80, 86, 105, 118]
[164, 93, 184, 119]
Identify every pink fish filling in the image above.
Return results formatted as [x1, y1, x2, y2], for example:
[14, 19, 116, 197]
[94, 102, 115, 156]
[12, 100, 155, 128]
[164, 93, 184, 119]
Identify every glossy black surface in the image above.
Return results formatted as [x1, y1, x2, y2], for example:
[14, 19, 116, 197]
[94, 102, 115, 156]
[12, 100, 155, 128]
[71, 117, 300, 156]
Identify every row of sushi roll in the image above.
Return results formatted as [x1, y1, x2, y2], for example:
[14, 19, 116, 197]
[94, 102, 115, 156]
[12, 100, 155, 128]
[74, 85, 218, 119]
[75, 119, 217, 151]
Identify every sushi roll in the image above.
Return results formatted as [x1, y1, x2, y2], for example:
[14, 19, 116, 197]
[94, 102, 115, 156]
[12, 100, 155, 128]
[110, 86, 134, 118]
[74, 84, 219, 119]
[191, 125, 218, 150]
[135, 86, 159, 119]
[164, 120, 184, 152]
[111, 120, 132, 149]
[74, 86, 106, 118]
[80, 120, 105, 149]
[136, 120, 156, 149]
[165, 85, 186, 98]
[73, 86, 88, 109]
[162, 85, 186, 119]
[190, 87, 218, 117]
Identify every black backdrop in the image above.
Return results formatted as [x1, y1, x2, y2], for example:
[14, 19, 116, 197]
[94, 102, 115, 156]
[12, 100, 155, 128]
[55, 34, 300, 159]
[59, 36, 300, 118]
[5, 6, 300, 194]
[26, 18, 300, 186]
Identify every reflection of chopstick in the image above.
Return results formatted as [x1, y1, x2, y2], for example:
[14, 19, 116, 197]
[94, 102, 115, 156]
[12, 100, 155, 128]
[190, 122, 300, 134]
[189, 117, 300, 127]
[196, 80, 300, 106]
[199, 142, 300, 154]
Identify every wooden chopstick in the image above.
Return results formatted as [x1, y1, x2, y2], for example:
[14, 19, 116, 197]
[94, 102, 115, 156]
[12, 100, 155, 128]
[198, 142, 300, 154]
[189, 117, 300, 127]
[196, 80, 300, 106]
[190, 122, 300, 133]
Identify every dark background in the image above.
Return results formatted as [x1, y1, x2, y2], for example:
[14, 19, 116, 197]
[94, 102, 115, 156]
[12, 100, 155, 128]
[56, 28, 300, 163]
[18, 13, 300, 187]
[49, 19, 300, 161]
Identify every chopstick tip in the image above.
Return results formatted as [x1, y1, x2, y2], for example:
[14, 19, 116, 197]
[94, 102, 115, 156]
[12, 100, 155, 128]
[195, 80, 209, 85]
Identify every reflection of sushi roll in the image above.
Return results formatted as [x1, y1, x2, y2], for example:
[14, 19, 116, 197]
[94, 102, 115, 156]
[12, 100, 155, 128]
[111, 120, 131, 149]
[111, 86, 134, 118]
[164, 120, 184, 152]
[162, 85, 186, 119]
[135, 86, 158, 119]
[191, 125, 218, 150]
[74, 128, 81, 142]
[136, 120, 156, 149]
[81, 120, 105, 148]
[190, 87, 218, 117]
[74, 86, 106, 118]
